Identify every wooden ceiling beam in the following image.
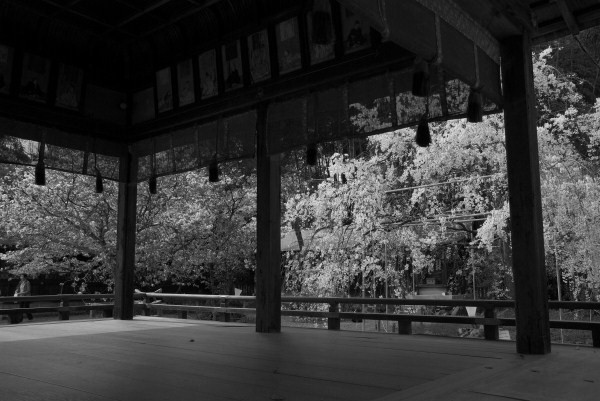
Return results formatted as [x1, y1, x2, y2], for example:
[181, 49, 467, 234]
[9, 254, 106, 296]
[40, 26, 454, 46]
[488, 0, 536, 33]
[114, 0, 173, 28]
[533, 5, 600, 44]
[38, 0, 138, 39]
[414, 0, 501, 61]
[100, 0, 174, 38]
[555, 0, 580, 35]
[2, 0, 108, 41]
[131, 43, 413, 145]
[48, 0, 84, 17]
[0, 96, 126, 157]
[113, 0, 166, 24]
[135, 0, 222, 40]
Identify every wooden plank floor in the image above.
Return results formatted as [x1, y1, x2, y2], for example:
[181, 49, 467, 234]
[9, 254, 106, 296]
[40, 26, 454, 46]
[0, 318, 597, 401]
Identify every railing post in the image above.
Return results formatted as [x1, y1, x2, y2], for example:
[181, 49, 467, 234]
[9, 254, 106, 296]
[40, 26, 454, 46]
[592, 326, 600, 348]
[398, 318, 412, 335]
[103, 305, 114, 318]
[219, 297, 229, 322]
[59, 299, 70, 320]
[8, 310, 19, 324]
[328, 302, 340, 330]
[484, 305, 499, 341]
[142, 294, 150, 316]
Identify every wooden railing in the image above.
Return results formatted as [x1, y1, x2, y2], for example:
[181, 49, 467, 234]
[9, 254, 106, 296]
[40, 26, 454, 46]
[0, 293, 145, 323]
[2, 293, 598, 347]
[137, 293, 600, 348]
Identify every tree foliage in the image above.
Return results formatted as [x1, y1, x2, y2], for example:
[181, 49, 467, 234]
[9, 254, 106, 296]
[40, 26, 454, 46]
[282, 46, 600, 301]
[2, 43, 600, 302]
[1, 161, 256, 294]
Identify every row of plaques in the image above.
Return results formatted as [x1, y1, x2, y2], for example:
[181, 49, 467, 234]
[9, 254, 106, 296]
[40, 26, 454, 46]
[139, 2, 372, 123]
[0, 1, 372, 125]
[0, 45, 83, 111]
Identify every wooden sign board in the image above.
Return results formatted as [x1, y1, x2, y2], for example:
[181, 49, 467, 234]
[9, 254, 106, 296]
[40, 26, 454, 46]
[20, 53, 50, 103]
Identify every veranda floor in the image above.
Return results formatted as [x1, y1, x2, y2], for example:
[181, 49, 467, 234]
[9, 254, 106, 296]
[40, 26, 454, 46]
[0, 317, 597, 401]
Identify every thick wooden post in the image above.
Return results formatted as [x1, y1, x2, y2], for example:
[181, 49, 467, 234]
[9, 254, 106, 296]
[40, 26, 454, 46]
[59, 299, 70, 320]
[114, 149, 138, 320]
[501, 34, 551, 354]
[483, 306, 499, 341]
[255, 102, 282, 333]
[328, 302, 340, 330]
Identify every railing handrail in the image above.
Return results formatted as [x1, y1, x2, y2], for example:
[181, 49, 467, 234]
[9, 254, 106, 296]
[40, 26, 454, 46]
[282, 296, 514, 307]
[136, 293, 600, 347]
[139, 293, 600, 309]
[143, 293, 256, 302]
[0, 293, 146, 303]
[0, 294, 115, 303]
[2, 293, 599, 310]
[1, 292, 598, 347]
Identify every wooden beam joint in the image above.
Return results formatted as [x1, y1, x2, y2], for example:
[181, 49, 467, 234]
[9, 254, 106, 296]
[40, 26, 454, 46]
[555, 0, 580, 35]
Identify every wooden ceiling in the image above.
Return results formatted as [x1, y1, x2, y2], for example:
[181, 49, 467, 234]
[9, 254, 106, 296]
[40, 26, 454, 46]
[1, 0, 599, 90]
[0, 0, 297, 88]
[1, 0, 600, 169]
[457, 0, 600, 43]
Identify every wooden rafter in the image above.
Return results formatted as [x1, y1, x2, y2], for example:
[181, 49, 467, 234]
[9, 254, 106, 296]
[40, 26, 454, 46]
[415, 0, 501, 62]
[555, 0, 580, 35]
[135, 0, 223, 40]
[531, 3, 600, 43]
[113, 0, 173, 29]
[490, 0, 536, 32]
[38, 0, 137, 38]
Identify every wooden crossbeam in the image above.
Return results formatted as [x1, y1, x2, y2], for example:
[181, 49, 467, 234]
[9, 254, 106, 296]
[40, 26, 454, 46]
[533, 4, 600, 43]
[414, 0, 501, 62]
[136, 0, 222, 39]
[115, 0, 173, 28]
[555, 0, 580, 35]
[488, 0, 536, 32]
[38, 0, 137, 39]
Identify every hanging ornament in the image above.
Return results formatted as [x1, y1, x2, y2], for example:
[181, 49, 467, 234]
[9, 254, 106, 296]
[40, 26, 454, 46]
[95, 168, 104, 193]
[209, 119, 221, 183]
[411, 58, 429, 97]
[467, 43, 483, 123]
[35, 139, 46, 186]
[35, 159, 45, 186]
[415, 114, 431, 147]
[467, 87, 483, 123]
[306, 143, 317, 166]
[93, 152, 103, 193]
[208, 155, 219, 182]
[149, 172, 157, 194]
[149, 142, 158, 194]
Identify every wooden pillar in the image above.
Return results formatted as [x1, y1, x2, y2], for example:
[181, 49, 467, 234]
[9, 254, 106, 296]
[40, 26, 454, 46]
[255, 102, 282, 333]
[501, 34, 551, 354]
[114, 148, 138, 320]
